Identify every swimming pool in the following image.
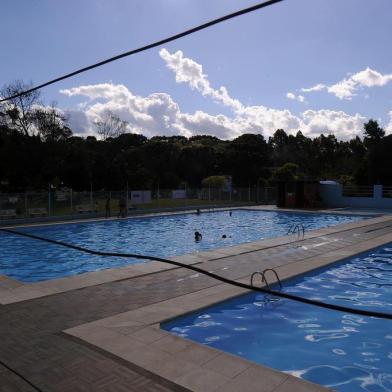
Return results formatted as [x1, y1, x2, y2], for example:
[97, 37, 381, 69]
[0, 209, 366, 282]
[162, 244, 392, 392]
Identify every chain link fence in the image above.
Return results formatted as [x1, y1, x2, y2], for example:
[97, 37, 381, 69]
[0, 187, 276, 222]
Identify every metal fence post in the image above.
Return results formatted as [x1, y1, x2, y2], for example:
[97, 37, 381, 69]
[126, 182, 129, 212]
[90, 182, 93, 209]
[48, 185, 51, 216]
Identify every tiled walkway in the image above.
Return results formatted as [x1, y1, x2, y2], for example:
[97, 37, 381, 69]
[1, 215, 392, 391]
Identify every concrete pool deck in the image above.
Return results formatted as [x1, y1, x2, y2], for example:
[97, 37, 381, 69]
[1, 206, 392, 391]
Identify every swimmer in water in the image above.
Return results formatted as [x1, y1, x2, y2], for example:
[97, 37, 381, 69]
[229, 211, 232, 216]
[222, 234, 227, 239]
[194, 231, 202, 241]
[196, 208, 201, 215]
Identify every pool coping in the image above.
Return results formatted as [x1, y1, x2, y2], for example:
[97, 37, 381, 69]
[63, 224, 392, 392]
[0, 208, 390, 305]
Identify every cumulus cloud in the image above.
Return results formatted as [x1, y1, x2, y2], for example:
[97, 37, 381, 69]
[351, 67, 392, 87]
[159, 48, 243, 111]
[59, 49, 376, 141]
[62, 84, 190, 138]
[286, 92, 305, 102]
[301, 109, 366, 139]
[301, 67, 392, 100]
[65, 109, 92, 135]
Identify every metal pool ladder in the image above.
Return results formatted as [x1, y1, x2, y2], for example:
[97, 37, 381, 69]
[250, 268, 283, 290]
[287, 223, 305, 245]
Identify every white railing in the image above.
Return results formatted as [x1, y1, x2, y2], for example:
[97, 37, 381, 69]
[342, 185, 373, 198]
[382, 186, 392, 199]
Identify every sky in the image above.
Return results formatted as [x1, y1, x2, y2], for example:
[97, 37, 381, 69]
[1, 0, 392, 140]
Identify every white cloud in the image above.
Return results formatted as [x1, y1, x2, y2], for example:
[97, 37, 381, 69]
[60, 83, 244, 139]
[286, 92, 295, 100]
[301, 83, 326, 93]
[60, 49, 378, 141]
[302, 67, 392, 100]
[159, 48, 243, 111]
[286, 92, 305, 103]
[351, 67, 392, 87]
[65, 109, 93, 135]
[301, 109, 366, 139]
[327, 78, 358, 100]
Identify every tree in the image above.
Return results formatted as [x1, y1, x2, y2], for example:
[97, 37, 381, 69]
[33, 104, 72, 141]
[202, 175, 227, 188]
[224, 133, 270, 186]
[95, 110, 128, 141]
[0, 80, 41, 136]
[271, 163, 301, 182]
[363, 119, 385, 149]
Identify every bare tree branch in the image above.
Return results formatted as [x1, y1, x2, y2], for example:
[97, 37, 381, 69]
[94, 110, 128, 141]
[0, 80, 41, 136]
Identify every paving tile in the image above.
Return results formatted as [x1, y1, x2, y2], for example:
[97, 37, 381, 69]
[118, 345, 171, 368]
[96, 334, 147, 355]
[173, 343, 220, 366]
[202, 352, 252, 378]
[128, 327, 167, 344]
[228, 365, 288, 391]
[174, 368, 230, 392]
[150, 334, 193, 354]
[147, 356, 198, 380]
[275, 375, 331, 391]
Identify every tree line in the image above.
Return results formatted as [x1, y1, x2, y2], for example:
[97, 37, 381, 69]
[1, 81, 391, 192]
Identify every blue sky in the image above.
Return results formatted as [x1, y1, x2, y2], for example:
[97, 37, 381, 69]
[1, 0, 392, 139]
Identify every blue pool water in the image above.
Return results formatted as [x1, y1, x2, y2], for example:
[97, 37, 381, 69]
[0, 209, 366, 282]
[163, 244, 392, 392]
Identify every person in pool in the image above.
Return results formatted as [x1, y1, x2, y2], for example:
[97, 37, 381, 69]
[194, 231, 202, 241]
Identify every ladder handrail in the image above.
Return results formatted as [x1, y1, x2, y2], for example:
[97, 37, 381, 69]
[287, 223, 305, 241]
[250, 268, 283, 291]
[262, 268, 283, 290]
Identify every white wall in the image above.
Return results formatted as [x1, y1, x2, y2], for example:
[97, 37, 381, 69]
[320, 184, 392, 209]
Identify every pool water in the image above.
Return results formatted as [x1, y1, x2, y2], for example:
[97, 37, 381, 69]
[0, 209, 365, 282]
[162, 244, 392, 392]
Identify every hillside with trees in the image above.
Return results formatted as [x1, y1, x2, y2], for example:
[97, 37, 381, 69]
[1, 81, 391, 192]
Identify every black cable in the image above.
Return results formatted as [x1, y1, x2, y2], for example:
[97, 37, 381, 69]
[0, 360, 44, 392]
[0, 0, 285, 103]
[1, 227, 391, 320]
